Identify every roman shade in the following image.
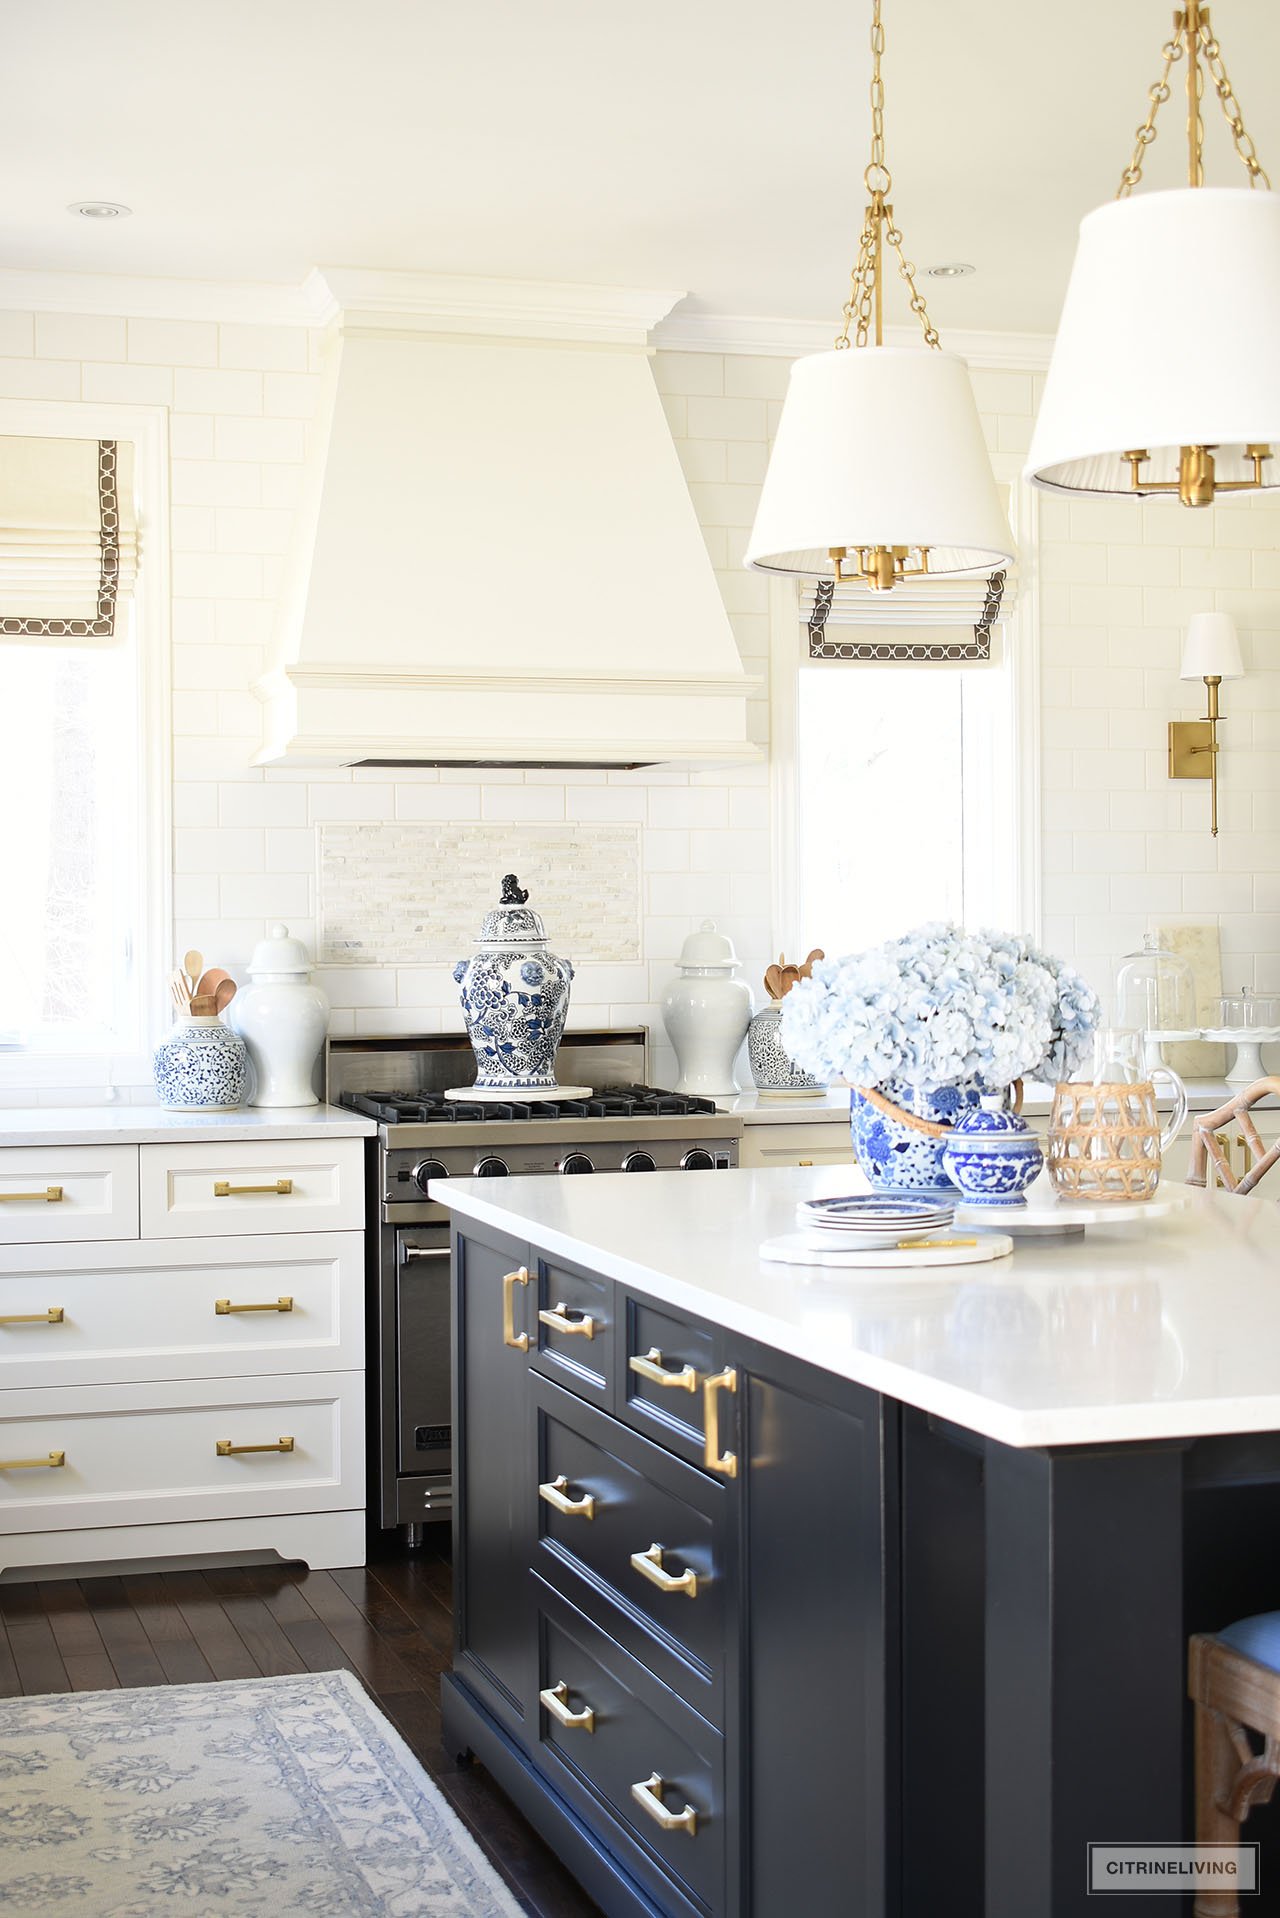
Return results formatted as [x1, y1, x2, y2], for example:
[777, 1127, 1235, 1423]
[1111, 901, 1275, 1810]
[801, 564, 1015, 663]
[0, 436, 138, 638]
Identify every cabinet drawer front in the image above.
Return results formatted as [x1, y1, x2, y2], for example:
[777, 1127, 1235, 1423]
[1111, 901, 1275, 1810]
[0, 1146, 138, 1245]
[0, 1372, 362, 1534]
[530, 1254, 611, 1408]
[139, 1138, 364, 1238]
[0, 1233, 363, 1390]
[623, 1295, 723, 1468]
[537, 1591, 724, 1914]
[740, 1122, 855, 1170]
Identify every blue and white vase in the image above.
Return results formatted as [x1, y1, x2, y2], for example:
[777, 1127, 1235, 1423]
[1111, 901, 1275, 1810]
[153, 1015, 249, 1109]
[452, 874, 574, 1094]
[748, 1002, 825, 1095]
[941, 1095, 1044, 1207]
[849, 1079, 985, 1196]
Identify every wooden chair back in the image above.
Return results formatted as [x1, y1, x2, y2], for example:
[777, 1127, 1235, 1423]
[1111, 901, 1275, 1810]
[1186, 1078, 1280, 1196]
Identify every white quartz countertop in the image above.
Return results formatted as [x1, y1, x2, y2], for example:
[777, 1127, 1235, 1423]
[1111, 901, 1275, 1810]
[435, 1165, 1280, 1451]
[0, 1104, 377, 1147]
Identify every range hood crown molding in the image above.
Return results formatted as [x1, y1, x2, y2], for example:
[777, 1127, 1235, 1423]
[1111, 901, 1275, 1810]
[303, 268, 687, 345]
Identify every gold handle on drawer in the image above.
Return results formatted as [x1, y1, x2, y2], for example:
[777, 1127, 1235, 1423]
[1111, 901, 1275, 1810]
[538, 1473, 595, 1519]
[215, 1296, 294, 1315]
[630, 1542, 698, 1598]
[502, 1265, 531, 1351]
[0, 1186, 63, 1204]
[0, 1307, 64, 1325]
[538, 1302, 596, 1340]
[0, 1450, 65, 1469]
[630, 1773, 698, 1837]
[215, 1436, 295, 1456]
[213, 1179, 293, 1198]
[539, 1681, 595, 1733]
[702, 1366, 738, 1478]
[629, 1347, 699, 1394]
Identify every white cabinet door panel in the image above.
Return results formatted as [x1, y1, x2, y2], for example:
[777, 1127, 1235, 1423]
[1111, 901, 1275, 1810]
[0, 1145, 138, 1245]
[139, 1138, 364, 1238]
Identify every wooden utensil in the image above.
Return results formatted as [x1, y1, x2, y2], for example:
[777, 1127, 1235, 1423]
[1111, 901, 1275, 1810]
[183, 949, 204, 993]
[194, 968, 233, 1000]
[213, 978, 237, 1015]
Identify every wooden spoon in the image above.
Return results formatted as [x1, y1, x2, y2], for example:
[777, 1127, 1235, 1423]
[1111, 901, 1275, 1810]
[183, 949, 204, 993]
[213, 978, 237, 1015]
[194, 968, 233, 1000]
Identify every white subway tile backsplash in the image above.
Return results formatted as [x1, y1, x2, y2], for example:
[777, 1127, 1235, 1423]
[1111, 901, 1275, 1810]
[129, 317, 218, 366]
[219, 324, 309, 372]
[35, 312, 126, 361]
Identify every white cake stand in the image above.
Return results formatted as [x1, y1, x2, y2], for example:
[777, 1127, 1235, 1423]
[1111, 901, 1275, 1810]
[445, 1082, 594, 1101]
[1199, 1027, 1280, 1086]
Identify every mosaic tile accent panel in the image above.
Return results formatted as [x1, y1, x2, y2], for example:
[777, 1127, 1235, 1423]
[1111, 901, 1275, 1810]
[319, 821, 641, 965]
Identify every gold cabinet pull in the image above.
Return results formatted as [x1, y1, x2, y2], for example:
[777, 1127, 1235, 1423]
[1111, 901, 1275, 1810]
[630, 1542, 698, 1598]
[630, 1772, 698, 1837]
[0, 1186, 63, 1204]
[0, 1307, 64, 1325]
[215, 1296, 294, 1315]
[0, 1450, 65, 1469]
[539, 1680, 595, 1733]
[213, 1178, 293, 1198]
[538, 1473, 595, 1520]
[702, 1366, 738, 1478]
[502, 1265, 531, 1351]
[538, 1302, 596, 1340]
[215, 1436, 295, 1456]
[629, 1347, 699, 1394]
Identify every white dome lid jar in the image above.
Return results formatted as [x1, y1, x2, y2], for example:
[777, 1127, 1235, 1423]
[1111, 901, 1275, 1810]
[662, 921, 755, 1097]
[226, 923, 329, 1108]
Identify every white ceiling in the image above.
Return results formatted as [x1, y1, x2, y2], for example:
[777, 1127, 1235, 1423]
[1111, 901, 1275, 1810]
[6, 0, 1280, 335]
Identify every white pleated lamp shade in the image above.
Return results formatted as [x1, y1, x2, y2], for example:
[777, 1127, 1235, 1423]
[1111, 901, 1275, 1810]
[1026, 189, 1280, 496]
[745, 346, 1015, 578]
[1181, 611, 1244, 681]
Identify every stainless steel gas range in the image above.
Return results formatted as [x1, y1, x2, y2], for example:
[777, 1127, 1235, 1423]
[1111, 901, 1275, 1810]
[327, 1028, 741, 1545]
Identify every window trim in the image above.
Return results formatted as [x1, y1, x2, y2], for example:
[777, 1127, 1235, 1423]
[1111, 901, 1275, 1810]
[0, 397, 171, 1090]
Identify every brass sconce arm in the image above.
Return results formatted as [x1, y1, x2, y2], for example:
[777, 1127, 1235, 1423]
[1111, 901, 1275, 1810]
[1168, 674, 1226, 835]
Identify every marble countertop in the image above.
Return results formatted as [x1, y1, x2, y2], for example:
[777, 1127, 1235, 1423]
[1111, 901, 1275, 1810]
[435, 1164, 1280, 1451]
[720, 1082, 1279, 1124]
[0, 1105, 377, 1147]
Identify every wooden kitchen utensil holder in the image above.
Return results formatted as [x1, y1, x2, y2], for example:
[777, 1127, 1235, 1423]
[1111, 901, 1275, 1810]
[1047, 1081, 1162, 1202]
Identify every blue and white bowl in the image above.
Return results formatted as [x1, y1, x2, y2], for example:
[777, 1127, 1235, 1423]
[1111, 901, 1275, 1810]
[941, 1096, 1043, 1207]
[849, 1079, 985, 1196]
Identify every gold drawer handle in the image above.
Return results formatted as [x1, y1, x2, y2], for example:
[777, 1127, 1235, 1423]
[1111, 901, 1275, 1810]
[0, 1307, 64, 1325]
[702, 1366, 738, 1478]
[630, 1542, 698, 1598]
[502, 1265, 531, 1350]
[538, 1474, 595, 1520]
[215, 1296, 294, 1315]
[0, 1186, 63, 1204]
[0, 1450, 65, 1469]
[215, 1436, 295, 1456]
[539, 1302, 596, 1340]
[630, 1772, 698, 1837]
[213, 1179, 293, 1198]
[629, 1347, 699, 1394]
[539, 1680, 595, 1733]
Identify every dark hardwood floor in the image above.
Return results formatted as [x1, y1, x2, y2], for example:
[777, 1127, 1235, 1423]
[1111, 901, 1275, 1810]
[0, 1541, 600, 1918]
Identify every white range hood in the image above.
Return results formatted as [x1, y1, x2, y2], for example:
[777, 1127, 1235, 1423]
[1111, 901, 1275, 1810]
[255, 271, 759, 769]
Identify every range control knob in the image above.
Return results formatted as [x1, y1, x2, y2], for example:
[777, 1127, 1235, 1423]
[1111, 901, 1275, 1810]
[473, 1157, 510, 1178]
[622, 1150, 657, 1173]
[412, 1158, 448, 1194]
[681, 1148, 716, 1171]
[558, 1153, 595, 1175]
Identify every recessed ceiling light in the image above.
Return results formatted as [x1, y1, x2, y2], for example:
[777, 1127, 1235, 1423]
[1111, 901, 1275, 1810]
[926, 262, 975, 278]
[67, 201, 132, 220]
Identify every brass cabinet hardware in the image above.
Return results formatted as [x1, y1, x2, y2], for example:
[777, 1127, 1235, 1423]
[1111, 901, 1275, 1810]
[630, 1542, 698, 1598]
[539, 1680, 595, 1733]
[0, 1186, 63, 1204]
[402, 1245, 450, 1264]
[538, 1302, 596, 1340]
[215, 1296, 294, 1315]
[630, 1773, 698, 1836]
[538, 1474, 595, 1520]
[629, 1348, 699, 1394]
[215, 1436, 295, 1456]
[213, 1178, 293, 1198]
[0, 1450, 65, 1469]
[1237, 1132, 1255, 1173]
[0, 1307, 64, 1325]
[502, 1265, 531, 1350]
[702, 1366, 738, 1478]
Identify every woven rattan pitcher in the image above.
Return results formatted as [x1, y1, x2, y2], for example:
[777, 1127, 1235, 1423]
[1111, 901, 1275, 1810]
[1047, 1028, 1188, 1202]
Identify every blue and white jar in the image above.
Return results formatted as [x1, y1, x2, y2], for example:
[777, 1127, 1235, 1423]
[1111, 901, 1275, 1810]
[748, 1002, 824, 1095]
[941, 1095, 1044, 1207]
[849, 1079, 985, 1196]
[153, 1015, 249, 1110]
[452, 875, 575, 1095]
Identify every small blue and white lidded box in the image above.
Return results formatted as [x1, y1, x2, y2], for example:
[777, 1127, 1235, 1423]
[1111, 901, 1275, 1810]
[940, 1094, 1045, 1207]
[449, 874, 591, 1100]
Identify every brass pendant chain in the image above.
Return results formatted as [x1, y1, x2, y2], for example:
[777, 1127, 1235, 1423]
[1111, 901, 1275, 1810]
[1117, 3, 1270, 199]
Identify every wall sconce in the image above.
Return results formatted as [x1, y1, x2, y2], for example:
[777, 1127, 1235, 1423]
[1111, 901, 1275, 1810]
[1168, 612, 1245, 837]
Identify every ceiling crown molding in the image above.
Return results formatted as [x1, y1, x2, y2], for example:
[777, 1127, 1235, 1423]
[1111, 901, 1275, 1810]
[0, 265, 330, 327]
[653, 306, 1054, 369]
[307, 269, 686, 344]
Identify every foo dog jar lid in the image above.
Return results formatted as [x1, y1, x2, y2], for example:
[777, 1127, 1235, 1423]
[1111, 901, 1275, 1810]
[947, 1093, 1037, 1153]
[678, 920, 740, 971]
[247, 922, 312, 976]
[476, 874, 548, 948]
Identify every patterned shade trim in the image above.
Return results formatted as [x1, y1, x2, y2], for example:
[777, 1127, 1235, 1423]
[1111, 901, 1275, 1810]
[806, 568, 1007, 663]
[0, 440, 125, 639]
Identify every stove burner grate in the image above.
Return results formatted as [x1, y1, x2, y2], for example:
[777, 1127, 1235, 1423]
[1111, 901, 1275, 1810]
[340, 1084, 719, 1123]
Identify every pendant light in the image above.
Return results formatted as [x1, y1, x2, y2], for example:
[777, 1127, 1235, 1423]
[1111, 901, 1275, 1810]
[1026, 3, 1280, 505]
[744, 0, 1013, 593]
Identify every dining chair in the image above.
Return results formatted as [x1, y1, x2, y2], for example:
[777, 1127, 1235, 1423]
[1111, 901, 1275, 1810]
[1189, 1622, 1280, 1915]
[1185, 1078, 1280, 1195]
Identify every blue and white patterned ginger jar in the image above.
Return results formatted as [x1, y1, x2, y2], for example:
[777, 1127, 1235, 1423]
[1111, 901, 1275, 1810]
[748, 1002, 825, 1094]
[153, 1015, 249, 1109]
[849, 1079, 985, 1196]
[452, 874, 574, 1094]
[941, 1094, 1044, 1207]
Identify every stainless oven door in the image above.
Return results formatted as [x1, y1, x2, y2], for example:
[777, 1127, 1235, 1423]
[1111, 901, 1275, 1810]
[395, 1227, 453, 1498]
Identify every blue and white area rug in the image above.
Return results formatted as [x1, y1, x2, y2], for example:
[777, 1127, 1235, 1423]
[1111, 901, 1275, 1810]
[0, 1667, 524, 1915]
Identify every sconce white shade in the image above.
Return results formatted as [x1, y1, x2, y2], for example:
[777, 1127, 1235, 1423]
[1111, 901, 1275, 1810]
[1180, 612, 1244, 682]
[1025, 189, 1280, 497]
[745, 346, 1015, 579]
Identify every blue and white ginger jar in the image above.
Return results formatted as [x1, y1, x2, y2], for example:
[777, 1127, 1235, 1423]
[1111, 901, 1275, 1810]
[153, 1015, 249, 1109]
[453, 874, 574, 1094]
[941, 1094, 1044, 1207]
[849, 1079, 985, 1196]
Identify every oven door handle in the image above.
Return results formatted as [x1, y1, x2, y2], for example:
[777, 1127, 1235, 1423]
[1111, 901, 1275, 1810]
[401, 1245, 451, 1265]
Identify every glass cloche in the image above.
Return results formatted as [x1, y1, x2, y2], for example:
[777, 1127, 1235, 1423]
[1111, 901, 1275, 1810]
[1114, 933, 1198, 1069]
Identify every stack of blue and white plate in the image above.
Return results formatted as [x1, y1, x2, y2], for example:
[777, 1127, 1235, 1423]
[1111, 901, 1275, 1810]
[795, 1192, 956, 1251]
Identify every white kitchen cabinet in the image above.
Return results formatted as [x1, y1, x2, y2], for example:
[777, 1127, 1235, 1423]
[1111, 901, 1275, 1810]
[139, 1136, 363, 1238]
[0, 1144, 138, 1245]
[738, 1121, 854, 1170]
